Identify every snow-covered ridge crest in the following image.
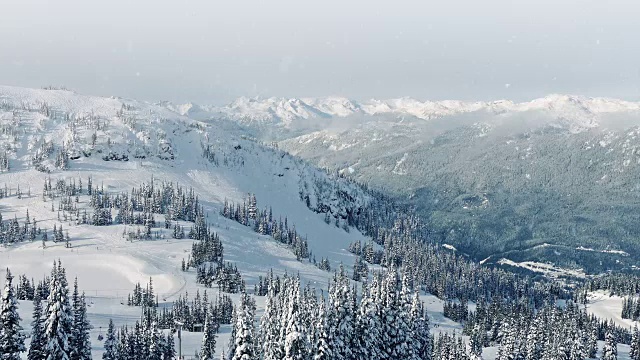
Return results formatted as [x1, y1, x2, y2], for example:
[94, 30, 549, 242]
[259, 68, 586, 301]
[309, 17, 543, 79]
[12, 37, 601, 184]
[164, 93, 640, 128]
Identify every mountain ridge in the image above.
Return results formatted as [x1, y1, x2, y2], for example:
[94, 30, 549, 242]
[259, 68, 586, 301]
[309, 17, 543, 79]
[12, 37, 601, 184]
[160, 93, 640, 130]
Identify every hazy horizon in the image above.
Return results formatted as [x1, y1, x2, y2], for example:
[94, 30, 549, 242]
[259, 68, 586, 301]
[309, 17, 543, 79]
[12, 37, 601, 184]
[2, 0, 639, 105]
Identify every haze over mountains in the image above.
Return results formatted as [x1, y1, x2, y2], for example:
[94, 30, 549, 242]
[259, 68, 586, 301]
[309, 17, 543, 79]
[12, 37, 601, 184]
[164, 93, 640, 274]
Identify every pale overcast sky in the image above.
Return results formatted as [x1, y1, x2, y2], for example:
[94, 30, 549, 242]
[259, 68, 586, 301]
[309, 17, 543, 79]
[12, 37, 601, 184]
[1, 0, 639, 104]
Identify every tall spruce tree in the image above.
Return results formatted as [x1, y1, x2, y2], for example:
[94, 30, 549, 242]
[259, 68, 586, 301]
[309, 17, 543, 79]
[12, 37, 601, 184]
[328, 266, 354, 360]
[283, 281, 306, 360]
[232, 293, 257, 360]
[71, 278, 92, 360]
[354, 279, 381, 360]
[102, 320, 118, 360]
[0, 269, 26, 360]
[164, 332, 176, 360]
[260, 285, 280, 360]
[28, 293, 46, 360]
[631, 325, 640, 360]
[409, 290, 431, 360]
[602, 330, 618, 360]
[147, 321, 163, 360]
[44, 261, 74, 360]
[200, 309, 217, 360]
[313, 299, 332, 360]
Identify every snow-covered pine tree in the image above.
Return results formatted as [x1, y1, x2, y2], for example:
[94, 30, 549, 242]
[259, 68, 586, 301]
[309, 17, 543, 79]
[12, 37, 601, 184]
[353, 278, 380, 360]
[409, 290, 431, 360]
[71, 279, 92, 360]
[312, 298, 332, 360]
[232, 293, 257, 360]
[0, 269, 26, 360]
[200, 308, 218, 360]
[283, 281, 307, 360]
[164, 332, 176, 360]
[381, 268, 410, 359]
[28, 293, 46, 360]
[44, 261, 74, 360]
[260, 284, 281, 360]
[602, 330, 618, 360]
[147, 321, 163, 360]
[631, 325, 640, 360]
[329, 265, 354, 360]
[102, 320, 118, 360]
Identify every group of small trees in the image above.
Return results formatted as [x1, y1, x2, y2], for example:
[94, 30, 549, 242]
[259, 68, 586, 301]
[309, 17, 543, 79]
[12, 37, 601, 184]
[127, 278, 158, 308]
[0, 210, 44, 245]
[101, 318, 176, 360]
[221, 196, 309, 260]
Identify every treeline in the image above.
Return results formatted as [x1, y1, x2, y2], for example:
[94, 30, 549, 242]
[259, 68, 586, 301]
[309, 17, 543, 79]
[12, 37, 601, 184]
[581, 272, 640, 297]
[462, 298, 632, 359]
[157, 290, 235, 332]
[0, 210, 42, 245]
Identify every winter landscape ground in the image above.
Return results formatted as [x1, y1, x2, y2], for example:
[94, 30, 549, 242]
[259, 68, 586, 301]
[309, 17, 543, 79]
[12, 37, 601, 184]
[0, 85, 638, 360]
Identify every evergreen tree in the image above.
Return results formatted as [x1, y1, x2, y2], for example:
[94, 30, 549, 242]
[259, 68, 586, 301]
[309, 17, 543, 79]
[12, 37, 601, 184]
[164, 332, 176, 360]
[28, 294, 46, 360]
[44, 261, 74, 360]
[102, 320, 118, 360]
[313, 300, 332, 360]
[0, 269, 26, 360]
[232, 293, 257, 360]
[408, 291, 431, 360]
[631, 325, 640, 360]
[283, 282, 306, 360]
[602, 330, 617, 360]
[71, 279, 92, 360]
[354, 279, 381, 360]
[148, 321, 163, 360]
[381, 269, 410, 359]
[329, 266, 354, 360]
[260, 285, 281, 360]
[201, 309, 218, 360]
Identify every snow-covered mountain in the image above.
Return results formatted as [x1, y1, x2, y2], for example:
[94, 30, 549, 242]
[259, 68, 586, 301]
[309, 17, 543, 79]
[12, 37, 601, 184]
[2, 85, 640, 360]
[163, 94, 640, 133]
[193, 92, 640, 274]
[0, 85, 387, 357]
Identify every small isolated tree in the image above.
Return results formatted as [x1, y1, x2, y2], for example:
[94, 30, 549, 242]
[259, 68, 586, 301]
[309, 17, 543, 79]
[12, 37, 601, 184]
[0, 269, 26, 360]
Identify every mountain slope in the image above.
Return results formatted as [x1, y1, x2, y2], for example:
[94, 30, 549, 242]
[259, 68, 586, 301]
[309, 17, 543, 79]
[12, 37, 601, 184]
[203, 93, 640, 273]
[0, 85, 387, 357]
